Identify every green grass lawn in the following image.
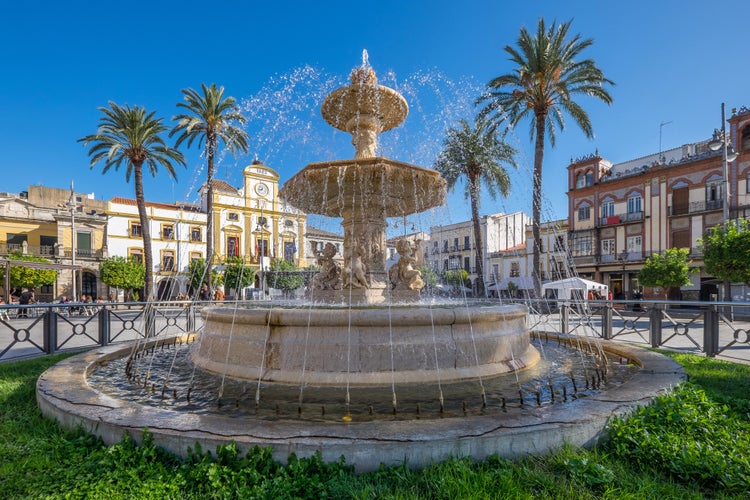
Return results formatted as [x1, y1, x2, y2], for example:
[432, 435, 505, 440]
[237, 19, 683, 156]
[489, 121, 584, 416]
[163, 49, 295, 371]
[1, 351, 748, 499]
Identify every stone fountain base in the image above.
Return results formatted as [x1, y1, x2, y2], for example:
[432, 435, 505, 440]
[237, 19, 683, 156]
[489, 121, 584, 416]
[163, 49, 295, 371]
[192, 304, 537, 385]
[36, 335, 686, 472]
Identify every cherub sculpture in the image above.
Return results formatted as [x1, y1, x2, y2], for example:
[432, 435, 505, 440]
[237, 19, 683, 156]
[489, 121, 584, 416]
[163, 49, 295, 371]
[389, 239, 425, 291]
[342, 240, 369, 289]
[310, 242, 342, 290]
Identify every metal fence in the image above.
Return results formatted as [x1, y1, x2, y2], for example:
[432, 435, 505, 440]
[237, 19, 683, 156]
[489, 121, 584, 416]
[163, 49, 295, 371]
[522, 298, 750, 361]
[1, 299, 749, 364]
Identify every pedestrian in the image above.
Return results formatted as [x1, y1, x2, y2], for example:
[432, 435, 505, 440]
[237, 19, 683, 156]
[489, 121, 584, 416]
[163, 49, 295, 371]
[18, 289, 34, 318]
[199, 284, 211, 301]
[214, 287, 225, 301]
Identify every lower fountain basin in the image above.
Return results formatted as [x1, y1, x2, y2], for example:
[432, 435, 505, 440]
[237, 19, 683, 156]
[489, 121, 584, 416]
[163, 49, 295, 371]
[192, 304, 537, 385]
[36, 334, 685, 472]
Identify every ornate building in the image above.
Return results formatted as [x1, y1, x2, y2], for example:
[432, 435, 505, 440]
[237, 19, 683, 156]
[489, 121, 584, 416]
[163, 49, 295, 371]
[0, 185, 108, 301]
[567, 105, 750, 300]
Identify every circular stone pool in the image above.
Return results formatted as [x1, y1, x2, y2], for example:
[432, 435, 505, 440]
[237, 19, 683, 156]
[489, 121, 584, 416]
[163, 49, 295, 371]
[36, 334, 685, 472]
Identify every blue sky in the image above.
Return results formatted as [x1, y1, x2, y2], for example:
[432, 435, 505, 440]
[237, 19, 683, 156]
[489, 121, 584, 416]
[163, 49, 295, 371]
[1, 0, 747, 232]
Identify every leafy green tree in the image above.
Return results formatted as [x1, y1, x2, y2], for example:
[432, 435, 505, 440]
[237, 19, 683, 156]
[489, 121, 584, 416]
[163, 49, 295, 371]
[266, 259, 305, 298]
[99, 256, 145, 301]
[222, 257, 254, 298]
[443, 269, 469, 287]
[477, 18, 614, 297]
[9, 252, 57, 290]
[186, 258, 222, 297]
[434, 118, 516, 298]
[171, 84, 249, 291]
[701, 219, 750, 287]
[79, 102, 185, 301]
[638, 248, 697, 300]
[417, 266, 438, 288]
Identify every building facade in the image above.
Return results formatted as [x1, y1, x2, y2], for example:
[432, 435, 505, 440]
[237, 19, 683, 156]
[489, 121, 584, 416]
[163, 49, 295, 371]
[428, 211, 530, 292]
[106, 198, 206, 300]
[567, 105, 750, 300]
[0, 185, 108, 301]
[202, 160, 308, 285]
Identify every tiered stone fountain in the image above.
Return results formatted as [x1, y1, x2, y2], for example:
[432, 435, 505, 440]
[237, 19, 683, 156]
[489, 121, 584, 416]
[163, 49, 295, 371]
[36, 55, 685, 472]
[191, 58, 538, 385]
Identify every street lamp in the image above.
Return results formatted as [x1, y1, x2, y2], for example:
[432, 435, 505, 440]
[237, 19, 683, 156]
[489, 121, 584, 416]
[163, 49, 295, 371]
[707, 103, 739, 222]
[67, 181, 77, 301]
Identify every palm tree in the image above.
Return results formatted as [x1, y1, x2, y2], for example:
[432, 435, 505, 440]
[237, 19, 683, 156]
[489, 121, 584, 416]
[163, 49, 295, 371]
[79, 102, 186, 302]
[434, 118, 517, 298]
[171, 84, 249, 290]
[477, 18, 614, 297]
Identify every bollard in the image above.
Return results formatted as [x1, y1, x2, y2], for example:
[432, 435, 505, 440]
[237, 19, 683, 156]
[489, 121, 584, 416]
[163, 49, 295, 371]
[601, 303, 613, 340]
[703, 304, 719, 357]
[98, 307, 110, 346]
[649, 303, 663, 348]
[43, 309, 57, 354]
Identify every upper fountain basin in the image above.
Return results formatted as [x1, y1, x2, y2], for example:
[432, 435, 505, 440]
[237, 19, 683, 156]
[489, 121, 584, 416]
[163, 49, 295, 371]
[280, 157, 447, 217]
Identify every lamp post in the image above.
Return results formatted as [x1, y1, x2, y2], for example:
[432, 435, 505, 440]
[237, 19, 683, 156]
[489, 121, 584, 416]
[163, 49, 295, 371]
[707, 103, 739, 304]
[707, 103, 739, 222]
[67, 181, 77, 301]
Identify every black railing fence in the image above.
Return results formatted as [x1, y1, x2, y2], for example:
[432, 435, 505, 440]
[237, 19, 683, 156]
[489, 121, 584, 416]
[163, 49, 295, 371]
[1, 299, 748, 363]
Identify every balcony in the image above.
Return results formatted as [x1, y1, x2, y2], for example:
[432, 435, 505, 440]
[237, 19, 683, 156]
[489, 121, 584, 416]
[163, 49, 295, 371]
[0, 243, 56, 257]
[669, 199, 723, 216]
[599, 211, 644, 226]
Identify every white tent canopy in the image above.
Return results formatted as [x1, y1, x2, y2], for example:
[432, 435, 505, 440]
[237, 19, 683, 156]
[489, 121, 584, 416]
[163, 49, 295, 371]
[541, 277, 608, 300]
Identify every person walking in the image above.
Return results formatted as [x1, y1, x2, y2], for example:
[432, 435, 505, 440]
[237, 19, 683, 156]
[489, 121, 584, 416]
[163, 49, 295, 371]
[199, 284, 211, 301]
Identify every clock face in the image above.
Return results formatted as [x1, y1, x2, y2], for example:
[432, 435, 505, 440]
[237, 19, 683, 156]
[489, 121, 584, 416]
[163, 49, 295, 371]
[255, 183, 269, 196]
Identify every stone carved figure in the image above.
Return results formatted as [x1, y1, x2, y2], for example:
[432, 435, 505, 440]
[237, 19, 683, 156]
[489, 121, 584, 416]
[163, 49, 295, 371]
[389, 239, 425, 291]
[342, 240, 369, 288]
[311, 242, 342, 290]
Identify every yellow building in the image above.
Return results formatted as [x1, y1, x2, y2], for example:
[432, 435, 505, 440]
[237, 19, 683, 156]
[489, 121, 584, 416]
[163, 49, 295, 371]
[204, 160, 307, 280]
[0, 185, 108, 301]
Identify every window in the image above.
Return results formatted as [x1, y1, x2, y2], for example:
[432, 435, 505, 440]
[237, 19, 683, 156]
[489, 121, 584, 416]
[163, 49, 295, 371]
[189, 252, 202, 262]
[585, 171, 593, 186]
[555, 235, 565, 252]
[284, 219, 294, 227]
[601, 200, 614, 218]
[601, 239, 615, 256]
[492, 264, 499, 280]
[627, 195, 642, 214]
[576, 173, 585, 188]
[510, 262, 520, 277]
[228, 212, 239, 221]
[39, 235, 57, 255]
[76, 232, 92, 257]
[442, 240, 448, 252]
[464, 256, 470, 272]
[162, 224, 174, 240]
[463, 235, 470, 250]
[227, 236, 240, 257]
[706, 178, 723, 205]
[129, 248, 143, 265]
[256, 239, 268, 257]
[162, 250, 175, 272]
[190, 227, 202, 242]
[130, 222, 142, 237]
[453, 237, 459, 251]
[626, 235, 642, 255]
[577, 204, 591, 221]
[6, 233, 27, 252]
[257, 216, 268, 228]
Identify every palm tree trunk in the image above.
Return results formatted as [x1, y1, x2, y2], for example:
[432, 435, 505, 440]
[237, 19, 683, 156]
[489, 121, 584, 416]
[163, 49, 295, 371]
[205, 136, 216, 290]
[469, 176, 485, 298]
[133, 164, 153, 302]
[532, 117, 547, 298]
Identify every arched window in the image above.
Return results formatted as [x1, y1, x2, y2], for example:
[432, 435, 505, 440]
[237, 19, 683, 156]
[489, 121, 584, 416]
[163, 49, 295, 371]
[576, 172, 586, 188]
[585, 170, 593, 186]
[741, 125, 750, 152]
